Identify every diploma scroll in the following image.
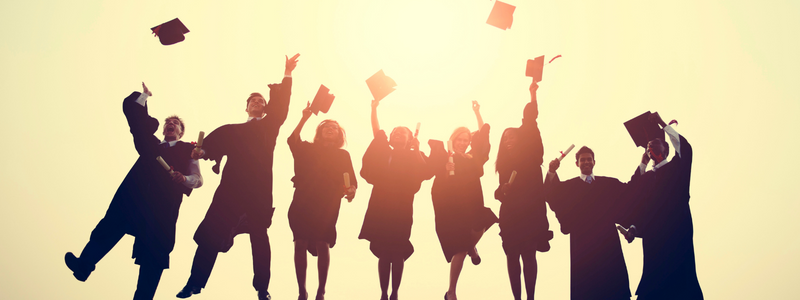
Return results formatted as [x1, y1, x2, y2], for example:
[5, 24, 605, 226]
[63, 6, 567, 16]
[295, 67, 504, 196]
[556, 144, 576, 162]
[343, 172, 351, 188]
[509, 170, 518, 184]
[196, 131, 205, 148]
[156, 156, 174, 175]
[414, 122, 420, 138]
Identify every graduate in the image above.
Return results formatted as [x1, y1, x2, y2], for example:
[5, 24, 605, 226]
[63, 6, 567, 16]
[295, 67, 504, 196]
[288, 103, 357, 300]
[65, 83, 203, 300]
[494, 79, 553, 300]
[429, 101, 498, 300]
[358, 99, 432, 300]
[176, 54, 299, 300]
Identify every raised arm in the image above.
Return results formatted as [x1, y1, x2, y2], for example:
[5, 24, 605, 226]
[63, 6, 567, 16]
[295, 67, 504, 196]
[264, 54, 299, 126]
[122, 82, 161, 158]
[289, 102, 313, 144]
[371, 99, 381, 138]
[472, 100, 484, 129]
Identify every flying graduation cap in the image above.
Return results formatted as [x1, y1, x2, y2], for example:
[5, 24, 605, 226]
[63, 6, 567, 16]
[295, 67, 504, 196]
[624, 111, 665, 148]
[366, 70, 397, 101]
[151, 18, 189, 45]
[310, 84, 335, 115]
[526, 55, 545, 82]
[487, 1, 516, 30]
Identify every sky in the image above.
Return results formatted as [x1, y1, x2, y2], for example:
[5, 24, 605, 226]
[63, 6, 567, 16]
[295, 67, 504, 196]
[1, 0, 799, 299]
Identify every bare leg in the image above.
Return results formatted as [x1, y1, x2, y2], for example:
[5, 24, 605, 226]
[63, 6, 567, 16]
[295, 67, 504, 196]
[294, 240, 309, 300]
[315, 241, 330, 300]
[506, 253, 522, 300]
[521, 251, 538, 300]
[378, 258, 390, 300]
[447, 252, 467, 300]
[389, 256, 404, 300]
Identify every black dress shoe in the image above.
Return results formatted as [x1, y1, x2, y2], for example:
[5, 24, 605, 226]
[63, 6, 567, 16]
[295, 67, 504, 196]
[467, 247, 481, 265]
[64, 252, 94, 282]
[258, 290, 271, 300]
[176, 285, 201, 298]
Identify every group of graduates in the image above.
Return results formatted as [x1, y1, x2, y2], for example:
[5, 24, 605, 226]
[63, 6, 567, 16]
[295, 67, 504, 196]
[64, 54, 703, 300]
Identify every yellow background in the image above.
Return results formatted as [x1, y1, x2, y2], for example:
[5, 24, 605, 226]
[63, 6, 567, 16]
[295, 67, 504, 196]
[1, 0, 797, 299]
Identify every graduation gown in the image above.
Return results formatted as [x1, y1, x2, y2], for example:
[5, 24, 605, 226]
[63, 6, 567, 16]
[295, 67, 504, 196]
[626, 134, 703, 300]
[494, 101, 551, 254]
[287, 138, 357, 255]
[547, 175, 631, 300]
[430, 123, 498, 262]
[192, 77, 291, 252]
[91, 91, 194, 268]
[358, 130, 432, 260]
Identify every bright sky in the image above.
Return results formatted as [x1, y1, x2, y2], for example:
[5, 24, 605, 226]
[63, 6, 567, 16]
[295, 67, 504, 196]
[1, 0, 799, 299]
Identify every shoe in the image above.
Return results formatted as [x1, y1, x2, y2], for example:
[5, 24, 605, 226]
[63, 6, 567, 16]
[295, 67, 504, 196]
[64, 252, 94, 282]
[467, 247, 481, 265]
[258, 290, 271, 300]
[176, 285, 201, 298]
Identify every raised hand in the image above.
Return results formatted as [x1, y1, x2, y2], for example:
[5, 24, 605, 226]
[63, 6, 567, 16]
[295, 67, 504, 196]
[472, 100, 480, 113]
[142, 82, 153, 96]
[285, 53, 300, 75]
[302, 101, 313, 119]
[549, 158, 560, 173]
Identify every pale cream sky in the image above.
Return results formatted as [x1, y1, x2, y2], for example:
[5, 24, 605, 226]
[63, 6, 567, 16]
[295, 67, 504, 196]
[1, 1, 798, 299]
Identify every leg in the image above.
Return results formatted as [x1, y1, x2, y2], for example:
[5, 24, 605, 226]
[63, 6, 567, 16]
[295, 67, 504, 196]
[521, 251, 538, 300]
[378, 258, 390, 300]
[294, 240, 309, 300]
[177, 246, 218, 298]
[132, 264, 164, 300]
[467, 228, 487, 265]
[446, 252, 467, 300]
[315, 241, 331, 300]
[389, 256, 404, 300]
[506, 253, 522, 300]
[67, 216, 127, 281]
[251, 231, 272, 293]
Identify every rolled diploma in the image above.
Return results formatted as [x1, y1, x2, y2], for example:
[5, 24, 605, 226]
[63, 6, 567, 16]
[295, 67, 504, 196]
[156, 156, 174, 175]
[509, 170, 517, 184]
[447, 140, 455, 175]
[196, 131, 205, 148]
[414, 122, 420, 138]
[557, 144, 576, 161]
[343, 172, 350, 188]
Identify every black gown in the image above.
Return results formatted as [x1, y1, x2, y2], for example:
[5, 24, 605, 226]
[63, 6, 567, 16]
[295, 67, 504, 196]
[429, 124, 498, 262]
[358, 130, 432, 260]
[288, 138, 357, 256]
[624, 133, 703, 300]
[547, 175, 631, 300]
[494, 101, 552, 254]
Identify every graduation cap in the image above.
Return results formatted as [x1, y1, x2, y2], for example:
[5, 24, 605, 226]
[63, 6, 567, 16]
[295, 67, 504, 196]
[151, 18, 189, 45]
[624, 111, 665, 148]
[526, 55, 545, 82]
[366, 70, 397, 101]
[487, 1, 515, 30]
[310, 84, 335, 115]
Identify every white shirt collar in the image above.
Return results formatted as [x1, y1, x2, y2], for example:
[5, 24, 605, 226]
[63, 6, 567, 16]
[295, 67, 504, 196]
[160, 140, 178, 147]
[580, 173, 595, 182]
[247, 116, 262, 122]
[652, 159, 668, 171]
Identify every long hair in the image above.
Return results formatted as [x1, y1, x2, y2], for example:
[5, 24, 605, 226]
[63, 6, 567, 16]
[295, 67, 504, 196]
[313, 119, 347, 149]
[390, 126, 413, 150]
[448, 126, 471, 153]
[495, 127, 519, 173]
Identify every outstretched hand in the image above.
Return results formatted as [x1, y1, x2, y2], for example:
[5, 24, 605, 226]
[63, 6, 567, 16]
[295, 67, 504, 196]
[285, 53, 300, 74]
[529, 81, 539, 96]
[371, 99, 379, 110]
[472, 100, 480, 113]
[301, 101, 313, 119]
[142, 82, 152, 96]
[649, 112, 667, 128]
[549, 159, 560, 173]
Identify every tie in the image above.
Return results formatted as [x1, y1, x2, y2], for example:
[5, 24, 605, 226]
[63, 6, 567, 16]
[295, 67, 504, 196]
[586, 176, 593, 184]
[161, 143, 170, 149]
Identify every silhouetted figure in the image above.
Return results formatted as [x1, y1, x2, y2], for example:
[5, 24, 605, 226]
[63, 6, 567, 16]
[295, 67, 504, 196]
[545, 146, 631, 300]
[358, 99, 432, 300]
[620, 112, 703, 300]
[176, 55, 299, 300]
[288, 104, 357, 300]
[65, 83, 203, 300]
[494, 81, 553, 300]
[429, 101, 498, 300]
